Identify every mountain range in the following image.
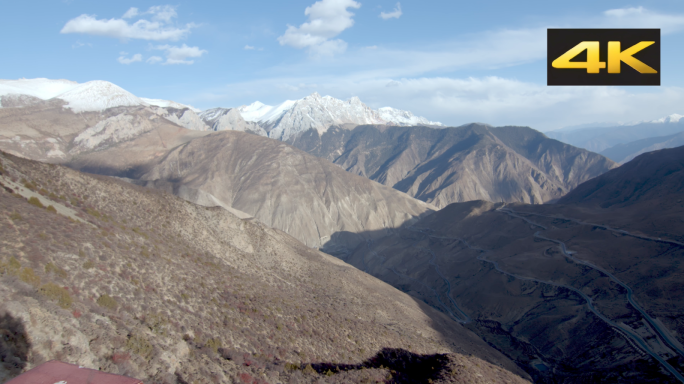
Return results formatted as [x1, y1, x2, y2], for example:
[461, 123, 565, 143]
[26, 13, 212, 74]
[547, 114, 684, 154]
[289, 123, 616, 209]
[2, 77, 681, 382]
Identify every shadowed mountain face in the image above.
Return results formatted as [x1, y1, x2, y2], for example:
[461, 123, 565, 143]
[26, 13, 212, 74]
[560, 145, 684, 209]
[288, 124, 616, 208]
[334, 147, 684, 383]
[0, 151, 528, 383]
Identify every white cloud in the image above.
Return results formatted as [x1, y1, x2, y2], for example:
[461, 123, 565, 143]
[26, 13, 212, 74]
[154, 44, 207, 65]
[72, 41, 92, 49]
[244, 45, 255, 50]
[61, 5, 195, 41]
[278, 0, 360, 56]
[147, 56, 163, 64]
[122, 7, 139, 19]
[380, 3, 402, 20]
[602, 6, 684, 34]
[117, 52, 142, 64]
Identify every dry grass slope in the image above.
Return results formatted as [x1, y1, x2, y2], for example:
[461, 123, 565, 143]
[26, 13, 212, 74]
[0, 152, 528, 384]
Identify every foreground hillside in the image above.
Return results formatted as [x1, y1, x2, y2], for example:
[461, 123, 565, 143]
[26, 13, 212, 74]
[338, 147, 684, 383]
[0, 151, 527, 383]
[289, 123, 616, 208]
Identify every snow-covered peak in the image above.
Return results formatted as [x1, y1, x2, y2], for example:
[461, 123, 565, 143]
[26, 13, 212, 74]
[231, 92, 443, 141]
[378, 107, 442, 126]
[237, 101, 274, 122]
[55, 81, 146, 113]
[0, 78, 201, 114]
[141, 97, 200, 113]
[0, 78, 78, 100]
[650, 113, 684, 124]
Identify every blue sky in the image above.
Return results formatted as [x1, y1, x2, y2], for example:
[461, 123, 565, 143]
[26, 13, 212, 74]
[3, 0, 684, 130]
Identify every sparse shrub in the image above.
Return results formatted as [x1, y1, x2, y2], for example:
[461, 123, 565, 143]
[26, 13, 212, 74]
[23, 181, 36, 190]
[39, 188, 48, 196]
[285, 363, 300, 371]
[8, 257, 21, 273]
[46, 205, 57, 213]
[97, 294, 117, 310]
[19, 267, 40, 287]
[45, 262, 68, 279]
[28, 196, 44, 208]
[126, 334, 153, 359]
[39, 283, 72, 308]
[85, 208, 101, 218]
[9, 212, 21, 221]
[303, 364, 316, 375]
[145, 312, 169, 335]
[206, 338, 221, 353]
[82, 260, 95, 269]
[78, 249, 86, 258]
[49, 192, 58, 200]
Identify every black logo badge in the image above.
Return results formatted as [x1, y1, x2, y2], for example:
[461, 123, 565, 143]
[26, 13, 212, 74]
[548, 29, 660, 86]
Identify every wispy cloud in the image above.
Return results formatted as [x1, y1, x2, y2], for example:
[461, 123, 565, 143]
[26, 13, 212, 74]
[602, 6, 684, 34]
[72, 41, 92, 49]
[154, 44, 207, 65]
[380, 3, 402, 20]
[193, 6, 684, 128]
[146, 56, 163, 64]
[278, 0, 360, 57]
[117, 52, 142, 64]
[60, 5, 195, 41]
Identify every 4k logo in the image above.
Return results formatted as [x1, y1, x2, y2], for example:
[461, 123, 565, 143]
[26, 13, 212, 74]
[548, 29, 660, 86]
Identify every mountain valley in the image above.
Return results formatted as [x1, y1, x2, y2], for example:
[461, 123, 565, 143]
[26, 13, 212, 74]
[338, 146, 684, 383]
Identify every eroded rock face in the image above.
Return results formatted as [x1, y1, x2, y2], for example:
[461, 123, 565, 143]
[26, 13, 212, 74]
[159, 108, 210, 132]
[199, 108, 267, 136]
[0, 151, 529, 383]
[71, 114, 155, 154]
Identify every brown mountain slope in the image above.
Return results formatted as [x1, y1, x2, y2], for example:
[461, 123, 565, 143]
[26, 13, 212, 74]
[0, 101, 209, 165]
[0, 104, 433, 252]
[289, 124, 616, 208]
[124, 131, 434, 250]
[0, 151, 528, 383]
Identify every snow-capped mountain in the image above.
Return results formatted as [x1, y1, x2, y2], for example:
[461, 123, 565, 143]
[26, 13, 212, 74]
[233, 93, 442, 141]
[0, 79, 145, 112]
[236, 101, 274, 122]
[0, 78, 198, 113]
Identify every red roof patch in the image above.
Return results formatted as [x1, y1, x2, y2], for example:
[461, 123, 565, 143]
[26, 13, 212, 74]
[5, 360, 143, 384]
